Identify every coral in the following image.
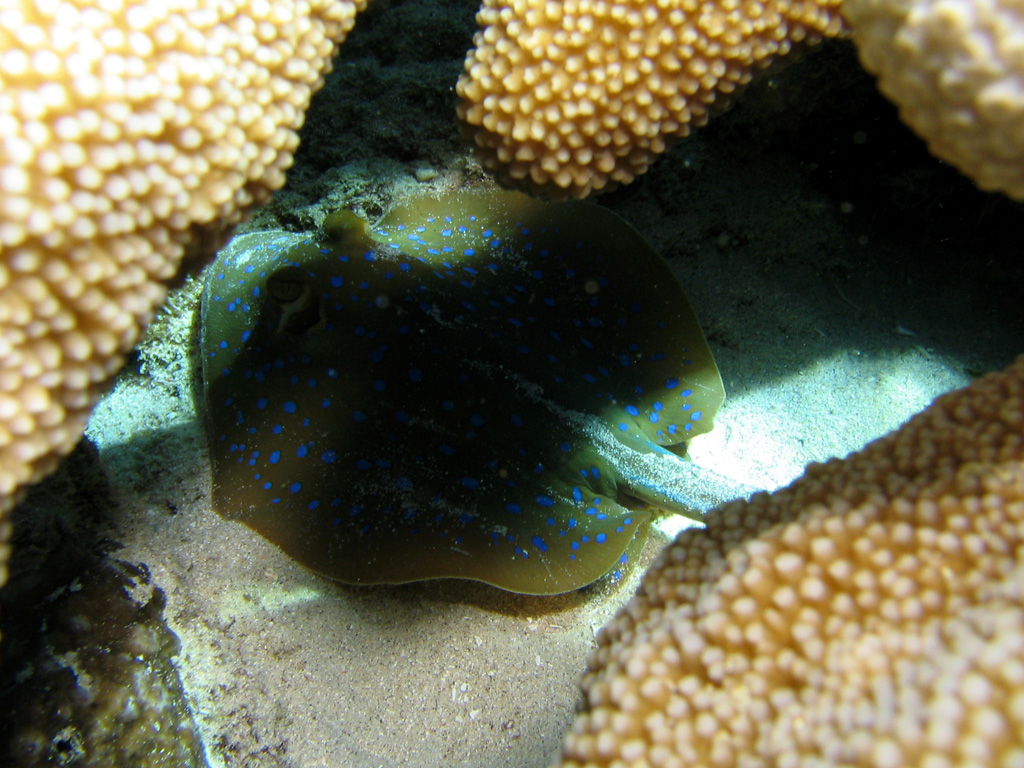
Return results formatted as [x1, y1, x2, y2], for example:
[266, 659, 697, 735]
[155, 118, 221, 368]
[0, 560, 205, 768]
[0, 440, 204, 766]
[0, 0, 366, 580]
[844, 0, 1024, 200]
[557, 356, 1024, 767]
[457, 0, 1024, 201]
[456, 0, 847, 198]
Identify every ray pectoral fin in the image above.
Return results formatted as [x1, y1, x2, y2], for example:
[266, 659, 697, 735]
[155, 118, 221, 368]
[463, 501, 653, 595]
[261, 494, 652, 596]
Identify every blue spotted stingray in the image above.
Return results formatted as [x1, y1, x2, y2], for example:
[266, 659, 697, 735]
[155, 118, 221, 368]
[199, 187, 724, 594]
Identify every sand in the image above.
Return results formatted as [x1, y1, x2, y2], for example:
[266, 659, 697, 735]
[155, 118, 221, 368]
[34, 1, 1024, 766]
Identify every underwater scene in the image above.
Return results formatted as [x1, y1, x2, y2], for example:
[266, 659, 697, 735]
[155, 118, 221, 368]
[1, 0, 1022, 766]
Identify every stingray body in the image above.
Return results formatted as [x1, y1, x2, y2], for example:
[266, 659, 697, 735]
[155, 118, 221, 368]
[199, 188, 724, 594]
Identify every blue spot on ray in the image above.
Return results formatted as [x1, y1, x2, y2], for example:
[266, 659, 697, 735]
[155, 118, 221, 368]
[199, 188, 724, 595]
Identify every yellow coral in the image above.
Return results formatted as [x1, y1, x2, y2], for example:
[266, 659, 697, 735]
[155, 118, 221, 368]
[844, 0, 1024, 200]
[0, 0, 365, 579]
[557, 356, 1024, 767]
[458, 0, 1024, 200]
[456, 0, 847, 198]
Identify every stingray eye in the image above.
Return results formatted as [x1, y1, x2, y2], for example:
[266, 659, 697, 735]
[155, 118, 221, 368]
[267, 266, 307, 303]
[267, 266, 321, 335]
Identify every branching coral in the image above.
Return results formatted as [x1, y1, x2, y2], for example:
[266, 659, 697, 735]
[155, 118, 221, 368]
[557, 355, 1024, 767]
[457, 0, 1024, 200]
[0, 0, 366, 583]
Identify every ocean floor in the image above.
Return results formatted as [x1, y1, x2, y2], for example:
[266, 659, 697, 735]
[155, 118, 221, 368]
[5, 1, 1024, 766]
